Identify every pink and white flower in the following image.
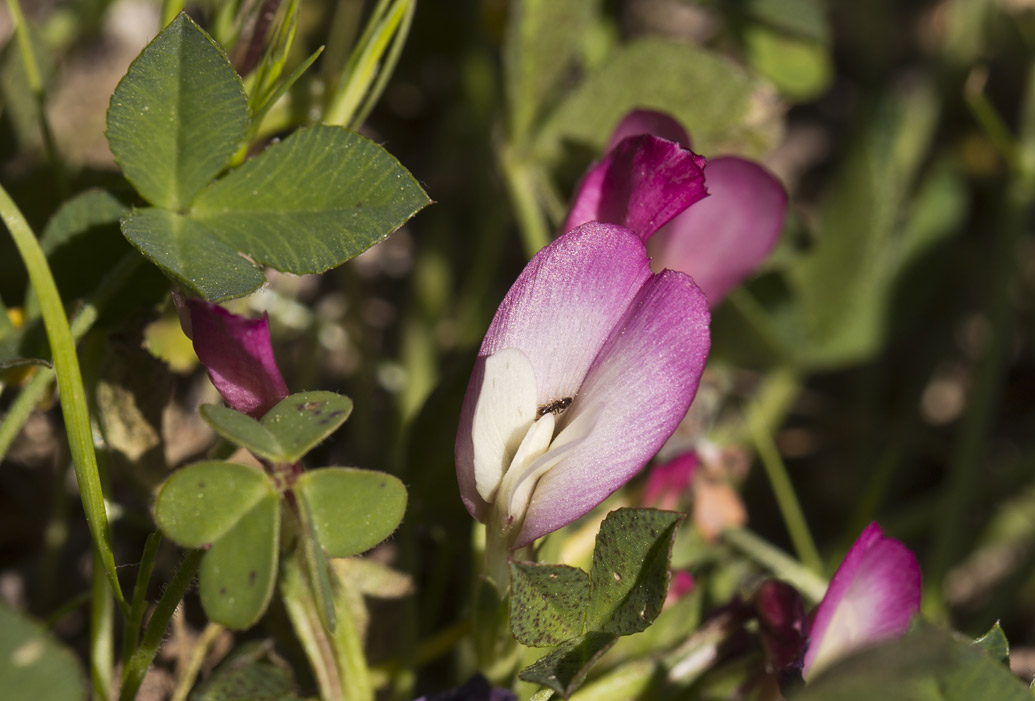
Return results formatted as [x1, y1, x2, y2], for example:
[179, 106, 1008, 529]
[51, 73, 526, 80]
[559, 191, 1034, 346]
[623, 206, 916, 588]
[455, 222, 711, 549]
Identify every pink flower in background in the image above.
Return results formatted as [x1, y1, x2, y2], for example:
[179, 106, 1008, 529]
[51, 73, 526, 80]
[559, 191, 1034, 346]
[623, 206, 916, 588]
[802, 522, 922, 679]
[643, 452, 700, 511]
[750, 523, 921, 683]
[176, 296, 289, 418]
[566, 109, 787, 306]
[455, 223, 711, 549]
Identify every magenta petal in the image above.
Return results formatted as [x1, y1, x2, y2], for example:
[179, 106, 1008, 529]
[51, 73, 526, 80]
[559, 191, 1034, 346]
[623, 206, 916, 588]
[802, 523, 922, 679]
[649, 156, 786, 305]
[563, 135, 708, 242]
[183, 299, 289, 418]
[456, 223, 653, 521]
[515, 268, 710, 546]
[608, 109, 691, 150]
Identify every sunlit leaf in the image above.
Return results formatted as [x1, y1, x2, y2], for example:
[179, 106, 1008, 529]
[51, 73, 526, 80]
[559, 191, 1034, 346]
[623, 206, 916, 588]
[198, 491, 280, 629]
[154, 461, 275, 548]
[293, 467, 407, 558]
[106, 13, 249, 210]
[122, 127, 430, 301]
[260, 391, 353, 463]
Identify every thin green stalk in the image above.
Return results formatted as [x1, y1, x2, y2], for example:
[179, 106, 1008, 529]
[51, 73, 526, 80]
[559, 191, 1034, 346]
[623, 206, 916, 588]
[0, 252, 142, 462]
[119, 550, 203, 701]
[4, 0, 64, 191]
[281, 550, 374, 701]
[722, 528, 828, 604]
[500, 147, 550, 257]
[324, 0, 412, 128]
[44, 591, 91, 627]
[170, 622, 224, 701]
[0, 184, 126, 610]
[745, 371, 823, 575]
[90, 549, 114, 701]
[348, 0, 415, 130]
[121, 533, 162, 671]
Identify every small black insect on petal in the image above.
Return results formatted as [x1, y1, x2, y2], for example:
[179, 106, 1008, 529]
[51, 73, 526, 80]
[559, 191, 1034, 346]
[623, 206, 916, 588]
[536, 396, 573, 419]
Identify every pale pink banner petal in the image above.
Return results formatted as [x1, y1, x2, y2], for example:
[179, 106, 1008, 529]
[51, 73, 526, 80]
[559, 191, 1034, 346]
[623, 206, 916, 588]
[515, 268, 710, 546]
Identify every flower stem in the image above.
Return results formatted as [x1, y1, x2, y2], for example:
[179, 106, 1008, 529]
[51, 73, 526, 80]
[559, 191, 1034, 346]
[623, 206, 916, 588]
[745, 369, 823, 576]
[500, 146, 550, 258]
[119, 550, 203, 701]
[281, 549, 374, 701]
[722, 528, 828, 604]
[0, 183, 126, 610]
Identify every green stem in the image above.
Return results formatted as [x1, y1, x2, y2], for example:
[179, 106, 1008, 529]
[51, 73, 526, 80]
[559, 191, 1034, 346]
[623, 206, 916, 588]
[722, 528, 828, 604]
[119, 550, 202, 701]
[121, 533, 162, 671]
[281, 550, 373, 701]
[170, 622, 224, 701]
[89, 549, 114, 701]
[0, 252, 142, 463]
[348, 0, 415, 130]
[324, 0, 412, 128]
[500, 147, 550, 258]
[745, 371, 823, 576]
[0, 184, 126, 610]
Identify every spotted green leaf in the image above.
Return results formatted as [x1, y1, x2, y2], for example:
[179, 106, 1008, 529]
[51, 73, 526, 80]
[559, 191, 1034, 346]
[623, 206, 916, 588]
[585, 508, 683, 636]
[510, 561, 589, 647]
[201, 391, 353, 464]
[106, 13, 249, 210]
[518, 632, 617, 699]
[293, 467, 406, 558]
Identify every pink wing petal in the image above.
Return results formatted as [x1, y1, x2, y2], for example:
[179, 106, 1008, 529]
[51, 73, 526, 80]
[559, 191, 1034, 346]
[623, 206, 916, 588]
[648, 156, 786, 306]
[562, 135, 708, 242]
[608, 109, 691, 150]
[456, 223, 653, 522]
[515, 268, 710, 546]
[802, 523, 922, 679]
[182, 298, 289, 418]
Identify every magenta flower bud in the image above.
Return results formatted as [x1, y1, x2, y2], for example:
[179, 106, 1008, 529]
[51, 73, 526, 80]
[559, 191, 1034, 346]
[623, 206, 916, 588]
[802, 523, 922, 679]
[177, 296, 289, 418]
[755, 579, 807, 678]
[566, 109, 787, 306]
